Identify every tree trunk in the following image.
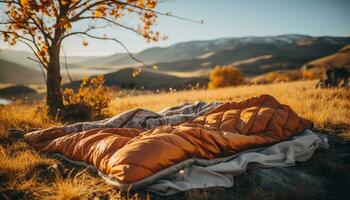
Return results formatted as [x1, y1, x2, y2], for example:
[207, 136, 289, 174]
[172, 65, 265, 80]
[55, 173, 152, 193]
[47, 47, 63, 117]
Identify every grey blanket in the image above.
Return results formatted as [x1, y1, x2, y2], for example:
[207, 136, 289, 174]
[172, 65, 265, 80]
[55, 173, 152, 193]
[63, 101, 221, 133]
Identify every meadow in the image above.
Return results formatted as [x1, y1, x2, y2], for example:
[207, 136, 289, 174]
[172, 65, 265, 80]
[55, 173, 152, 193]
[0, 80, 349, 199]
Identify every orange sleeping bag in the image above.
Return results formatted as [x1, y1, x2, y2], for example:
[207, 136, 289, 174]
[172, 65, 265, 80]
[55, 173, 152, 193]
[25, 95, 312, 186]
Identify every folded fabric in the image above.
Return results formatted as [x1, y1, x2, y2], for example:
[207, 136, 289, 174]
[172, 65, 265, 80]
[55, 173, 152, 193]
[146, 129, 328, 195]
[25, 95, 313, 190]
[62, 101, 222, 133]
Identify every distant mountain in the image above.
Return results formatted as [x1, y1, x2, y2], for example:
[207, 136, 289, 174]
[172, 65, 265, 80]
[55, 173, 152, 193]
[86, 34, 350, 70]
[77, 53, 127, 68]
[150, 36, 350, 76]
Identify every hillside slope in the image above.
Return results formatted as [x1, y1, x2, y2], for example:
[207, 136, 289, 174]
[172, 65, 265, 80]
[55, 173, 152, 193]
[303, 44, 350, 69]
[65, 68, 207, 90]
[0, 49, 90, 70]
[154, 38, 349, 76]
[0, 59, 44, 84]
[88, 35, 350, 69]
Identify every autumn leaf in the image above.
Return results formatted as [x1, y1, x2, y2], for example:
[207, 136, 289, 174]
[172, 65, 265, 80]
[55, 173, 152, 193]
[56, 17, 71, 29]
[61, 0, 69, 6]
[146, 0, 158, 9]
[20, 0, 29, 6]
[132, 68, 141, 77]
[94, 5, 106, 17]
[152, 65, 158, 70]
[82, 40, 89, 47]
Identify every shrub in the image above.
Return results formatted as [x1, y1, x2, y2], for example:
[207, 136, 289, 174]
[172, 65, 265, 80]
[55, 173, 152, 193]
[301, 69, 324, 80]
[208, 65, 245, 89]
[251, 71, 298, 85]
[62, 75, 111, 121]
[264, 72, 291, 83]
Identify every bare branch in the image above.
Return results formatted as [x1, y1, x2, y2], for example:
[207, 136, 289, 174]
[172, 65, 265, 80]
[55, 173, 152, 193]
[72, 16, 141, 35]
[64, 32, 153, 69]
[0, 30, 35, 45]
[25, 9, 53, 42]
[69, 0, 110, 21]
[1, 29, 48, 67]
[0, 21, 35, 25]
[69, 0, 89, 12]
[27, 56, 47, 83]
[61, 47, 75, 85]
[69, 0, 203, 24]
[116, 1, 204, 24]
[15, 37, 48, 70]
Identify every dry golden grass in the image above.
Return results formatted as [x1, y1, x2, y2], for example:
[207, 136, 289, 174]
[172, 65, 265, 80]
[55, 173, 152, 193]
[0, 102, 59, 139]
[0, 142, 144, 199]
[44, 172, 122, 200]
[110, 80, 350, 130]
[0, 80, 349, 199]
[0, 144, 56, 173]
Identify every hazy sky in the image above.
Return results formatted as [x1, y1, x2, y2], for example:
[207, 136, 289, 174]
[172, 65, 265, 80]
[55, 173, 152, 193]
[1, 0, 350, 56]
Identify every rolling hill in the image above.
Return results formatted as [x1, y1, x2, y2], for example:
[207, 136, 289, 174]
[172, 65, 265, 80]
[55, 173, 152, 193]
[0, 58, 44, 84]
[0, 49, 112, 83]
[65, 68, 207, 90]
[302, 44, 350, 70]
[149, 36, 350, 77]
[0, 49, 95, 70]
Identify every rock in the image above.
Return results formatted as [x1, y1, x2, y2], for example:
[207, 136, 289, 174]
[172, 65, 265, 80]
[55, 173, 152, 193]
[8, 129, 25, 139]
[316, 66, 350, 88]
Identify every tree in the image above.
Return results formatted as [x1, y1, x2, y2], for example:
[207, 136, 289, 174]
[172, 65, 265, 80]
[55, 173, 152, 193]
[208, 65, 244, 89]
[0, 0, 191, 116]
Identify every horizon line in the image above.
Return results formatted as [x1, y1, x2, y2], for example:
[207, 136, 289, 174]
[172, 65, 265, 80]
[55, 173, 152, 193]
[1, 33, 349, 57]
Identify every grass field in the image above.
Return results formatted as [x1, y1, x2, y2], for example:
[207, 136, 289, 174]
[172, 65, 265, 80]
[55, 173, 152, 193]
[0, 80, 349, 199]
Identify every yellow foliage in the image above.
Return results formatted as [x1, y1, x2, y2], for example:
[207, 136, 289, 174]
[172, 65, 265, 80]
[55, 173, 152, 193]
[19, 0, 28, 6]
[208, 65, 245, 89]
[94, 5, 106, 17]
[0, 102, 57, 139]
[63, 75, 111, 119]
[251, 71, 292, 84]
[301, 69, 323, 80]
[265, 72, 290, 83]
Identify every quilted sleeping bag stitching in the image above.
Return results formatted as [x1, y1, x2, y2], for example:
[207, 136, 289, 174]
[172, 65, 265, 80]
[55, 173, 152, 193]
[24, 95, 313, 185]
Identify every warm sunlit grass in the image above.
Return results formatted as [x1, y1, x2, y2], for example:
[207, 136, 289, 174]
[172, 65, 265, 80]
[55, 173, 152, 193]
[45, 172, 124, 200]
[0, 102, 59, 139]
[110, 80, 350, 130]
[0, 141, 142, 199]
[0, 80, 349, 199]
[0, 144, 56, 173]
